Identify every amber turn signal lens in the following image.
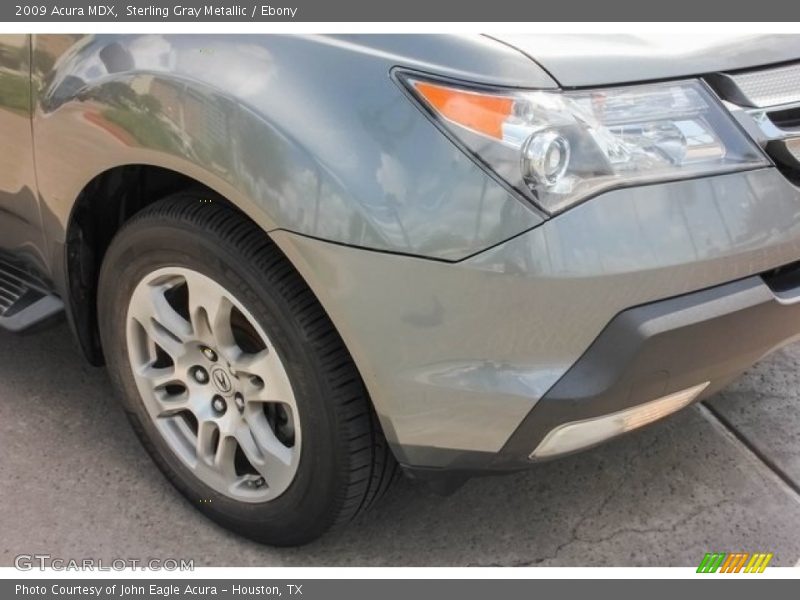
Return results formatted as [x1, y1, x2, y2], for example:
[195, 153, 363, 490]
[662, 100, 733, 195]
[413, 81, 514, 140]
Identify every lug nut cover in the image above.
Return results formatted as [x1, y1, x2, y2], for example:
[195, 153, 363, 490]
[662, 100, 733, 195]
[192, 366, 209, 383]
[211, 396, 226, 414]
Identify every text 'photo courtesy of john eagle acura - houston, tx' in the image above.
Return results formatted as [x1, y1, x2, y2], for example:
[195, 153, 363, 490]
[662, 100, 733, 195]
[2, 34, 800, 546]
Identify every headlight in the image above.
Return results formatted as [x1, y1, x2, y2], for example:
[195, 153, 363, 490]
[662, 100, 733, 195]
[403, 75, 769, 214]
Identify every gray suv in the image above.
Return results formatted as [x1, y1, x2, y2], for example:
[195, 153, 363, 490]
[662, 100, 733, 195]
[2, 33, 800, 545]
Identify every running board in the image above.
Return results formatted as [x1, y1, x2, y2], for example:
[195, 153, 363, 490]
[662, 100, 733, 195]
[0, 258, 64, 332]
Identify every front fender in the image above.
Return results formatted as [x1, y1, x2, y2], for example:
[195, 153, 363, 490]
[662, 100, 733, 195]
[32, 34, 546, 263]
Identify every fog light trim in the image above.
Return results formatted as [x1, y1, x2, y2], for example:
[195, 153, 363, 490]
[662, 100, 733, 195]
[530, 382, 710, 460]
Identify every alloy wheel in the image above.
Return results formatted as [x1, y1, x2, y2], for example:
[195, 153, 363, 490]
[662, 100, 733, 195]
[125, 266, 301, 502]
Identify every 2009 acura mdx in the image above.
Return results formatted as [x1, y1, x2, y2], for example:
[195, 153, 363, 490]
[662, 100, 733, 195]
[2, 33, 800, 545]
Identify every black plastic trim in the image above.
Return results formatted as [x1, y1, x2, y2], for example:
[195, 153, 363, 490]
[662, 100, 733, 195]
[500, 275, 800, 464]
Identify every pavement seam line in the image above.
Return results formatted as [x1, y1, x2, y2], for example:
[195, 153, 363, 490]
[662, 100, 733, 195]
[698, 401, 800, 567]
[697, 402, 800, 505]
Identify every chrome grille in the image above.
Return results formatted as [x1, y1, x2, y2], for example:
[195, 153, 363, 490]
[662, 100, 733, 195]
[713, 61, 800, 170]
[729, 62, 800, 108]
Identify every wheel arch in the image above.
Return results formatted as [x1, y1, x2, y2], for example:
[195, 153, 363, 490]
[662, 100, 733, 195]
[32, 34, 543, 271]
[63, 163, 274, 365]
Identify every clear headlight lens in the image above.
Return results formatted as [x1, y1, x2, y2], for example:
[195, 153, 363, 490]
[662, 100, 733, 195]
[405, 77, 768, 214]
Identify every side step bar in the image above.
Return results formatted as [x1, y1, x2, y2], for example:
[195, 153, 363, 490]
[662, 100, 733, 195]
[0, 258, 64, 332]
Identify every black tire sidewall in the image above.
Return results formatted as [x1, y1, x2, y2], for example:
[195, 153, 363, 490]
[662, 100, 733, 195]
[98, 217, 349, 545]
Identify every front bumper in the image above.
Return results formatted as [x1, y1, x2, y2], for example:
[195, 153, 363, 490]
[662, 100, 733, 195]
[502, 273, 800, 464]
[272, 167, 800, 474]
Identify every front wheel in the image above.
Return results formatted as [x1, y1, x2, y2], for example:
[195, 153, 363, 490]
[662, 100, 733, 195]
[97, 193, 397, 546]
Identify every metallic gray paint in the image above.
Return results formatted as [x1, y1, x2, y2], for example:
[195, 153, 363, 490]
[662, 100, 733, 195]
[491, 34, 800, 87]
[273, 169, 800, 460]
[28, 34, 544, 275]
[0, 34, 47, 271]
[3, 34, 800, 470]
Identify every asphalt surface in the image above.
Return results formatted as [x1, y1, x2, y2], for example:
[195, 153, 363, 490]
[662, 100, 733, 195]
[2, 322, 800, 567]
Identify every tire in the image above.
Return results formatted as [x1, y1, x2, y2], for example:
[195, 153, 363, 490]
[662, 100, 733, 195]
[97, 192, 397, 546]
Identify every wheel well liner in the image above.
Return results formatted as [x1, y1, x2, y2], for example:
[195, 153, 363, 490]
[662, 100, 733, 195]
[65, 164, 235, 364]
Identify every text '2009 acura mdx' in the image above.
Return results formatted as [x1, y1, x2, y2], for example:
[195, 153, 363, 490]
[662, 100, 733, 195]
[2, 33, 800, 545]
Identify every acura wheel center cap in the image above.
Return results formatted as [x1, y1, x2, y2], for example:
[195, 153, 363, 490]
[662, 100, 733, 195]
[210, 366, 234, 395]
